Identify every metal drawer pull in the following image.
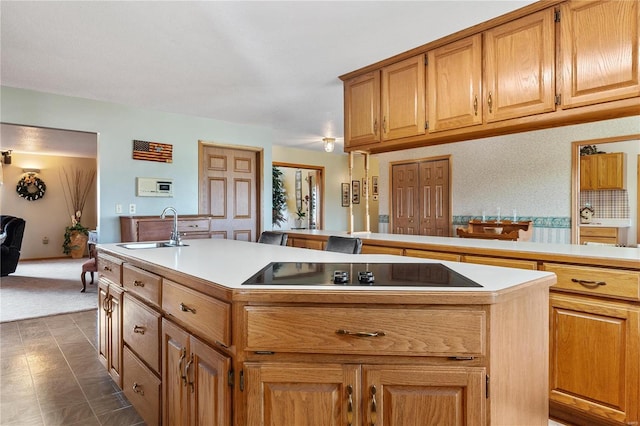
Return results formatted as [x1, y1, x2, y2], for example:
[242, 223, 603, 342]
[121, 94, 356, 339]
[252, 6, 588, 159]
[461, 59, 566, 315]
[133, 325, 145, 335]
[133, 280, 144, 287]
[179, 303, 196, 314]
[571, 278, 606, 288]
[103, 265, 112, 272]
[346, 384, 353, 426]
[132, 382, 144, 395]
[336, 329, 385, 338]
[370, 385, 377, 426]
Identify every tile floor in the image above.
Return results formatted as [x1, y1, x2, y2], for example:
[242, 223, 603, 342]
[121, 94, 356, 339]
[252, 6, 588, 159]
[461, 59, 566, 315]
[0, 309, 143, 426]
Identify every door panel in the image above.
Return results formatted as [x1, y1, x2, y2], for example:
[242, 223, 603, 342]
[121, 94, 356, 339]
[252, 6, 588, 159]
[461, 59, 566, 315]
[162, 319, 190, 426]
[189, 337, 231, 426]
[200, 145, 258, 241]
[420, 159, 450, 237]
[392, 163, 419, 234]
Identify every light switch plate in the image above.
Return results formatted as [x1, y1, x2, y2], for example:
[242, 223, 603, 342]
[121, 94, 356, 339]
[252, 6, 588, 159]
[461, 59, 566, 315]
[115, 203, 122, 214]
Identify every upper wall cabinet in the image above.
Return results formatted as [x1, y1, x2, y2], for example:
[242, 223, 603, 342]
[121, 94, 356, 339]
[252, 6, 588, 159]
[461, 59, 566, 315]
[344, 55, 425, 149]
[344, 71, 381, 147]
[560, 0, 640, 108]
[484, 8, 556, 122]
[341, 0, 640, 153]
[427, 34, 483, 132]
[580, 152, 627, 191]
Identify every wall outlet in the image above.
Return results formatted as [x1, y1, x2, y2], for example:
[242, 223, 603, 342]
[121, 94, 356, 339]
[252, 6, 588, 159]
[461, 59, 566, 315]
[42, 237, 49, 245]
[115, 203, 122, 214]
[129, 203, 136, 214]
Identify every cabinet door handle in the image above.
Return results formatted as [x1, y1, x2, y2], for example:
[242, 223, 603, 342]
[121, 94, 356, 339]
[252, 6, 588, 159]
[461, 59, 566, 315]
[382, 116, 387, 133]
[179, 348, 187, 385]
[571, 278, 606, 287]
[132, 382, 144, 396]
[186, 354, 195, 393]
[133, 280, 144, 287]
[370, 385, 377, 426]
[487, 91, 493, 114]
[346, 384, 353, 426]
[336, 329, 385, 338]
[102, 296, 110, 313]
[373, 118, 378, 135]
[473, 95, 478, 115]
[133, 325, 145, 335]
[179, 303, 196, 314]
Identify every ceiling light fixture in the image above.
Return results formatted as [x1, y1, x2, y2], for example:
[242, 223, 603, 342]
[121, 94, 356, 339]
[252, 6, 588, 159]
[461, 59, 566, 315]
[322, 137, 335, 153]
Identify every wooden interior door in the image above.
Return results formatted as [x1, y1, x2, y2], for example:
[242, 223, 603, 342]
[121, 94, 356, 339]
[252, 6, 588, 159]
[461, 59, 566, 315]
[420, 159, 450, 237]
[392, 163, 420, 234]
[199, 144, 259, 241]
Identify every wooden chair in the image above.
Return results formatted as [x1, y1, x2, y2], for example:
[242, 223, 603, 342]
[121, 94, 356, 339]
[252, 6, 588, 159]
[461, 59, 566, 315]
[81, 242, 97, 292]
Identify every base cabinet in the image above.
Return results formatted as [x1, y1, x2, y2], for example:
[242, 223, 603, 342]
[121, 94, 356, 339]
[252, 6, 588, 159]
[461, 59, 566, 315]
[162, 318, 231, 426]
[245, 362, 485, 426]
[550, 293, 640, 425]
[98, 279, 123, 387]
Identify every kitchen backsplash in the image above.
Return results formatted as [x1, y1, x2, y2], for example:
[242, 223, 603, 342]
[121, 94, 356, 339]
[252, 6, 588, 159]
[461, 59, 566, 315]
[580, 189, 629, 218]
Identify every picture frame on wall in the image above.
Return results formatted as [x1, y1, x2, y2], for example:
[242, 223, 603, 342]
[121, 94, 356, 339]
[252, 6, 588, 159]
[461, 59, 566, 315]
[362, 177, 368, 198]
[341, 183, 350, 207]
[372, 176, 379, 196]
[352, 180, 360, 204]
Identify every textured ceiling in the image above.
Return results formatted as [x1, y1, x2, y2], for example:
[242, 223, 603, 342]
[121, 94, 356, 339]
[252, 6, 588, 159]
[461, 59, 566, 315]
[1, 1, 534, 155]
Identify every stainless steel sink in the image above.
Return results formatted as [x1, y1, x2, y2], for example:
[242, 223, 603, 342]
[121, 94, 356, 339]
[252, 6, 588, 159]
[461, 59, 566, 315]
[118, 241, 189, 249]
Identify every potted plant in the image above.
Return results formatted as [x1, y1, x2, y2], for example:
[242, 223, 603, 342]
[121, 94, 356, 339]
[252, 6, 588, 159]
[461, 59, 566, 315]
[294, 207, 306, 229]
[272, 167, 287, 227]
[60, 167, 96, 258]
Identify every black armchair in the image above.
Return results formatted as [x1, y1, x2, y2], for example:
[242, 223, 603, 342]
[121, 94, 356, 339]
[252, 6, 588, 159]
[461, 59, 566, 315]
[1, 215, 26, 276]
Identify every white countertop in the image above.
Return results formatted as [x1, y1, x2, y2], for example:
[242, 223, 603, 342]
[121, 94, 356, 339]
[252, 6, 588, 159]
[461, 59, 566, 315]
[100, 238, 555, 293]
[579, 218, 632, 228]
[292, 230, 640, 264]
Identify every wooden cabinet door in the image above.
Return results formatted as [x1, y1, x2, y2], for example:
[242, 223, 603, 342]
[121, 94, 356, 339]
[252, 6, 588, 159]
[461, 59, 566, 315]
[162, 319, 190, 426]
[381, 55, 426, 140]
[597, 152, 625, 189]
[363, 365, 485, 426]
[560, 0, 640, 108]
[427, 34, 482, 132]
[579, 155, 597, 190]
[484, 8, 556, 122]
[391, 163, 420, 234]
[98, 280, 109, 369]
[188, 336, 231, 426]
[344, 71, 381, 147]
[419, 159, 450, 237]
[550, 294, 640, 425]
[108, 284, 123, 387]
[244, 362, 361, 426]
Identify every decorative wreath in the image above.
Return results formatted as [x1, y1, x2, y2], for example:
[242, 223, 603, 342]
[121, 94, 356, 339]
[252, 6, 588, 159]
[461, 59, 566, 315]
[16, 174, 46, 201]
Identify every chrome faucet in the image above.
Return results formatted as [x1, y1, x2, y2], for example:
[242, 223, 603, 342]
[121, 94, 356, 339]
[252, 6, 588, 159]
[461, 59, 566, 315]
[160, 206, 181, 246]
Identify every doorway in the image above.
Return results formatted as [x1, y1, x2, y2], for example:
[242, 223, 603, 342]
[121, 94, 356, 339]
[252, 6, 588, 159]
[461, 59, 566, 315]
[273, 162, 324, 230]
[571, 134, 639, 246]
[391, 156, 451, 236]
[198, 142, 262, 241]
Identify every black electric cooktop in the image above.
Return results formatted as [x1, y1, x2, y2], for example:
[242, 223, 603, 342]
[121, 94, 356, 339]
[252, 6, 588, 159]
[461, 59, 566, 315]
[242, 262, 482, 288]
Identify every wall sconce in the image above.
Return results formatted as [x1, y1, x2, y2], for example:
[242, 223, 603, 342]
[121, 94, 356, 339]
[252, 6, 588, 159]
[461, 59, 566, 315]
[323, 137, 335, 153]
[1, 150, 12, 165]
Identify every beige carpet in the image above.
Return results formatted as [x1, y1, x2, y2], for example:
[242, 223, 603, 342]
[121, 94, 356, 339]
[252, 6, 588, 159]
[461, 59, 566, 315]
[0, 258, 98, 323]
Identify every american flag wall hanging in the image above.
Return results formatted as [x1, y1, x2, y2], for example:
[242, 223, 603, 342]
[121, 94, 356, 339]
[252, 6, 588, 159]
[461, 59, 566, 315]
[132, 140, 173, 163]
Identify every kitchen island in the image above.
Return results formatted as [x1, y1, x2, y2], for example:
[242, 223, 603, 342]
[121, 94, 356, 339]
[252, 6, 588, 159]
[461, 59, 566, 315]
[98, 238, 555, 426]
[287, 230, 640, 426]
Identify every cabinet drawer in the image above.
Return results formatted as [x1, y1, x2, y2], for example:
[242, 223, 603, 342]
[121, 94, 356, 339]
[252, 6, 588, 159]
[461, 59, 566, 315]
[291, 239, 324, 250]
[361, 245, 404, 255]
[580, 227, 617, 238]
[98, 254, 122, 285]
[178, 218, 210, 234]
[405, 249, 462, 262]
[543, 263, 640, 301]
[244, 306, 486, 357]
[123, 293, 161, 373]
[464, 255, 538, 270]
[162, 279, 231, 348]
[122, 346, 160, 426]
[122, 264, 162, 307]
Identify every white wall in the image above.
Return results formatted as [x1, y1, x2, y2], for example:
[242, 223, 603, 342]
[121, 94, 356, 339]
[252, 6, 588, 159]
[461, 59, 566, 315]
[1, 86, 274, 244]
[375, 116, 639, 241]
